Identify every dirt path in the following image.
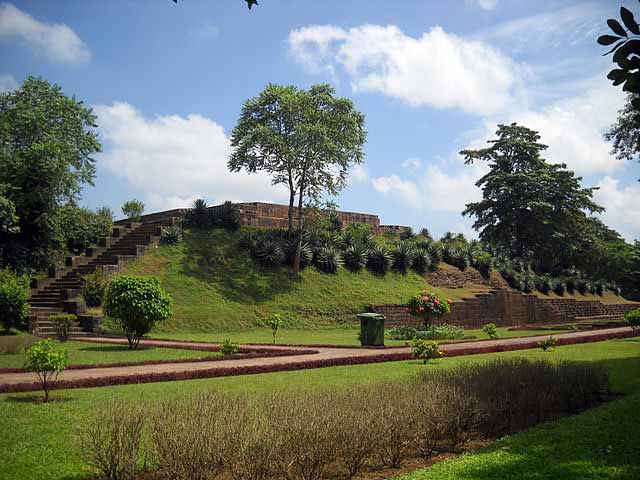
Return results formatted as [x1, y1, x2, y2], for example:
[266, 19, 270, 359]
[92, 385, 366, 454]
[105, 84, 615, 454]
[1, 327, 636, 393]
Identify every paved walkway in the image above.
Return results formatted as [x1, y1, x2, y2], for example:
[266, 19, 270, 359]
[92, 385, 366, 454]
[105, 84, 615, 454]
[1, 327, 636, 393]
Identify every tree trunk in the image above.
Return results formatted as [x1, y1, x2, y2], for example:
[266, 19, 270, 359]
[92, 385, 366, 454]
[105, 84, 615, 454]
[423, 312, 433, 330]
[293, 188, 305, 273]
[287, 189, 295, 234]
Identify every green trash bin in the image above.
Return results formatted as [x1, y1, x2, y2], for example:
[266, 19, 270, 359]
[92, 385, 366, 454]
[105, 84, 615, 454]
[357, 312, 385, 347]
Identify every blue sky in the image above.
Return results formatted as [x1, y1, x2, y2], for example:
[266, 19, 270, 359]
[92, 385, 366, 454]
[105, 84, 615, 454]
[1, 0, 639, 240]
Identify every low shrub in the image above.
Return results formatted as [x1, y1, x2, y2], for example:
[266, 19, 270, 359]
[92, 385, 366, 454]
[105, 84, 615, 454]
[266, 313, 283, 344]
[24, 339, 68, 402]
[0, 334, 39, 354]
[576, 278, 589, 294]
[211, 200, 241, 232]
[313, 246, 342, 274]
[0, 268, 30, 331]
[121, 199, 144, 222]
[255, 238, 285, 267]
[411, 248, 431, 274]
[50, 313, 76, 341]
[366, 245, 391, 275]
[343, 244, 368, 272]
[387, 325, 418, 340]
[538, 337, 558, 351]
[535, 275, 552, 294]
[284, 237, 313, 269]
[473, 251, 493, 277]
[219, 338, 239, 355]
[482, 322, 499, 339]
[552, 280, 566, 296]
[624, 308, 640, 330]
[409, 338, 444, 364]
[416, 323, 464, 340]
[81, 267, 108, 307]
[78, 402, 146, 480]
[160, 225, 183, 245]
[391, 241, 414, 274]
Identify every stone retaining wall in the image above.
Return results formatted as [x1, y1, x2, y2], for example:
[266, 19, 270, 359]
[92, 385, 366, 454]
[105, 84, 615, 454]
[374, 289, 640, 328]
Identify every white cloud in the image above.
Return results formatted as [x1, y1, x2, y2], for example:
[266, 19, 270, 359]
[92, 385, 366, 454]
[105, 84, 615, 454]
[0, 3, 90, 63]
[402, 158, 423, 171]
[94, 102, 287, 212]
[477, 4, 605, 53]
[192, 22, 219, 41]
[0, 73, 17, 92]
[288, 24, 526, 116]
[594, 177, 640, 242]
[350, 164, 369, 183]
[466, 0, 498, 11]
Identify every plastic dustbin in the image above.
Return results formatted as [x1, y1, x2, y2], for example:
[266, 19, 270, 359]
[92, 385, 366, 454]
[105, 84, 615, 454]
[357, 312, 385, 347]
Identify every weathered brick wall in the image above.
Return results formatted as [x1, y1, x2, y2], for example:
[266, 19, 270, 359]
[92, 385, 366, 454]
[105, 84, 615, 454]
[374, 290, 640, 328]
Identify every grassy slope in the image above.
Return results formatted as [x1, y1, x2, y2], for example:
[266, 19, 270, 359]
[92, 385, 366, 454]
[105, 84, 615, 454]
[1, 337, 638, 480]
[0, 340, 215, 369]
[120, 229, 629, 333]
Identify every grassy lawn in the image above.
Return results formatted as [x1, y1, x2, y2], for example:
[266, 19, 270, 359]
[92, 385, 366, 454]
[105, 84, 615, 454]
[0, 340, 215, 369]
[1, 337, 638, 480]
[149, 326, 572, 346]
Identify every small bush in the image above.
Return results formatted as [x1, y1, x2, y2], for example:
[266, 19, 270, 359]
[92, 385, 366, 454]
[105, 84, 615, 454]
[482, 322, 499, 339]
[24, 339, 68, 402]
[81, 267, 108, 307]
[416, 323, 464, 340]
[266, 313, 283, 344]
[366, 245, 391, 275]
[255, 238, 285, 267]
[391, 241, 414, 274]
[78, 402, 146, 480]
[0, 334, 38, 354]
[121, 199, 144, 222]
[473, 251, 493, 277]
[388, 325, 419, 340]
[103, 276, 172, 349]
[538, 337, 558, 351]
[313, 246, 342, 274]
[0, 268, 30, 331]
[343, 244, 368, 272]
[565, 276, 576, 294]
[411, 248, 431, 274]
[410, 338, 444, 364]
[552, 280, 566, 296]
[535, 275, 553, 294]
[219, 338, 240, 355]
[399, 227, 414, 240]
[211, 200, 241, 231]
[576, 278, 589, 294]
[50, 313, 76, 341]
[160, 225, 183, 245]
[284, 237, 313, 269]
[624, 309, 640, 330]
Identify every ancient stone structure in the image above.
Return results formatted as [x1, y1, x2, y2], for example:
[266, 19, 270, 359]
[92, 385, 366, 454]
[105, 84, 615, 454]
[374, 290, 640, 329]
[117, 201, 411, 236]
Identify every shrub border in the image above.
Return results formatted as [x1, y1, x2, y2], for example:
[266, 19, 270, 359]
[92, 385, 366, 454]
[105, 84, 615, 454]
[0, 329, 636, 394]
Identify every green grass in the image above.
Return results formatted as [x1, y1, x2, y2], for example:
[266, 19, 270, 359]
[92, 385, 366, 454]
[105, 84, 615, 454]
[119, 229, 471, 332]
[149, 326, 572, 346]
[1, 337, 638, 480]
[0, 340, 215, 369]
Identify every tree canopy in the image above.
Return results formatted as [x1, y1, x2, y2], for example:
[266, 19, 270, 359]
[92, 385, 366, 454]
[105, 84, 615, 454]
[0, 76, 101, 270]
[461, 123, 604, 272]
[605, 93, 640, 176]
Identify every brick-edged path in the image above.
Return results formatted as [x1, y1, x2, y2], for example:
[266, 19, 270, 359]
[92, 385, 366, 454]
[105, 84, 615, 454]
[1, 327, 636, 393]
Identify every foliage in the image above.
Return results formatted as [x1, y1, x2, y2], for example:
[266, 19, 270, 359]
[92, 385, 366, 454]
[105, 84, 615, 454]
[77, 402, 146, 480]
[219, 338, 240, 355]
[624, 308, 640, 330]
[416, 323, 465, 340]
[54, 204, 113, 254]
[81, 267, 108, 307]
[254, 238, 285, 267]
[228, 83, 366, 272]
[210, 201, 241, 231]
[0, 268, 30, 330]
[0, 76, 101, 270]
[409, 338, 444, 364]
[313, 246, 342, 273]
[391, 241, 415, 273]
[343, 244, 368, 272]
[598, 6, 640, 107]
[411, 248, 431, 274]
[387, 325, 419, 340]
[605, 94, 640, 176]
[482, 322, 499, 339]
[50, 313, 76, 341]
[538, 337, 558, 352]
[461, 123, 604, 273]
[266, 313, 283, 344]
[121, 199, 144, 222]
[103, 275, 172, 349]
[24, 339, 68, 402]
[366, 244, 391, 275]
[399, 227, 414, 240]
[406, 290, 452, 317]
[184, 198, 210, 229]
[284, 236, 313, 269]
[552, 279, 567, 296]
[160, 225, 183, 245]
[473, 251, 493, 277]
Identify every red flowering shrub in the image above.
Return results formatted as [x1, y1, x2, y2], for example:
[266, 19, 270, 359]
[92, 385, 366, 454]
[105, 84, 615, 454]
[406, 290, 452, 317]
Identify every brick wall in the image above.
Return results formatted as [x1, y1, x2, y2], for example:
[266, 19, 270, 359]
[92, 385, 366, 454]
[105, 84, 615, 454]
[374, 289, 640, 328]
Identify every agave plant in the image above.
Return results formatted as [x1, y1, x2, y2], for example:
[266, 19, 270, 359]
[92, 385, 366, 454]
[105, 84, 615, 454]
[185, 198, 209, 228]
[343, 244, 368, 272]
[255, 238, 285, 267]
[367, 245, 392, 275]
[448, 247, 470, 271]
[284, 236, 313, 269]
[576, 278, 589, 295]
[564, 276, 576, 294]
[521, 275, 535, 293]
[535, 275, 552, 294]
[551, 279, 566, 296]
[313, 246, 342, 273]
[411, 248, 432, 274]
[391, 241, 415, 273]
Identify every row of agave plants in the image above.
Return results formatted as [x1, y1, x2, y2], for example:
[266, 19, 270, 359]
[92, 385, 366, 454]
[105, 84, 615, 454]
[238, 228, 493, 276]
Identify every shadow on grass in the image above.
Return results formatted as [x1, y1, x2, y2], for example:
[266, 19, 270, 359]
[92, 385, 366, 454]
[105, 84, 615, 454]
[180, 229, 298, 304]
[4, 394, 75, 404]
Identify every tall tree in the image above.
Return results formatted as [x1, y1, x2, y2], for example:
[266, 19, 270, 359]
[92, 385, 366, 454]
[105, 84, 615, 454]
[0, 76, 101, 270]
[229, 83, 366, 272]
[605, 93, 640, 176]
[461, 123, 604, 272]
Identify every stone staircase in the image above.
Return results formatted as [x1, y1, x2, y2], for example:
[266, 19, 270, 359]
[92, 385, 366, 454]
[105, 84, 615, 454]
[28, 221, 167, 337]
